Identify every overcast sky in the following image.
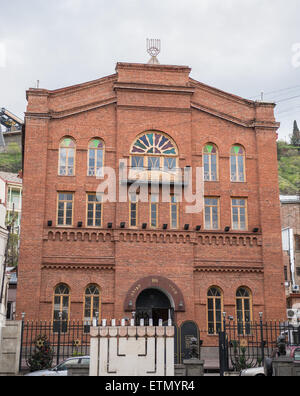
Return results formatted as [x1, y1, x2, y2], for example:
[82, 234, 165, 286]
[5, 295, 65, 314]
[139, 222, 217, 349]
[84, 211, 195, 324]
[1, 0, 300, 140]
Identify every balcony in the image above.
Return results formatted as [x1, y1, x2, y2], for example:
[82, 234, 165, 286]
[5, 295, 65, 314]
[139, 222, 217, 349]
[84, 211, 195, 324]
[120, 165, 190, 186]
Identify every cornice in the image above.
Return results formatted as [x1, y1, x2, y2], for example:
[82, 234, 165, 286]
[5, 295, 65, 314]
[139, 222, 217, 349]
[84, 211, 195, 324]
[44, 228, 262, 247]
[191, 102, 279, 130]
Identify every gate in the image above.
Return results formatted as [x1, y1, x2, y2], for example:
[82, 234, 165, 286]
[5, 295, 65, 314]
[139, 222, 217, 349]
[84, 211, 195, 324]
[175, 321, 201, 364]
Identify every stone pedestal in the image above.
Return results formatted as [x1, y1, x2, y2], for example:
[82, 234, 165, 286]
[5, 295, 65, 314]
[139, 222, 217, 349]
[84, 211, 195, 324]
[272, 356, 294, 376]
[174, 364, 186, 376]
[183, 359, 204, 376]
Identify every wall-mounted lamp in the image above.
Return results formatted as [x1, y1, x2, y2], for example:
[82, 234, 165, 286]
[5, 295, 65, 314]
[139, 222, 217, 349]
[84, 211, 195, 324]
[77, 222, 83, 228]
[184, 224, 190, 231]
[47, 221, 53, 227]
[195, 225, 201, 231]
[120, 222, 126, 229]
[142, 223, 147, 229]
[163, 224, 168, 230]
[107, 223, 113, 229]
[224, 226, 230, 232]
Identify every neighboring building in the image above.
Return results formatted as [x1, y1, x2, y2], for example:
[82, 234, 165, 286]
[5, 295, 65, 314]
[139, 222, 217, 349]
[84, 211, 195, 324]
[0, 176, 9, 349]
[5, 267, 17, 320]
[17, 59, 286, 344]
[0, 108, 23, 152]
[0, 172, 22, 235]
[281, 195, 300, 309]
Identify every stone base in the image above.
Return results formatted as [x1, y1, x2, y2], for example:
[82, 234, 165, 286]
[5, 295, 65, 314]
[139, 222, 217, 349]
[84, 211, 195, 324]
[183, 359, 204, 376]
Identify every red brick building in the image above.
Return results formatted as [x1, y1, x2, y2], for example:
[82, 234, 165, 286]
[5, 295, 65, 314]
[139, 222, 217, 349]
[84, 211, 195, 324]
[16, 61, 286, 340]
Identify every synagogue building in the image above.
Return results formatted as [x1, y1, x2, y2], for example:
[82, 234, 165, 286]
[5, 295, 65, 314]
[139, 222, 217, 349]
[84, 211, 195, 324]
[16, 58, 286, 343]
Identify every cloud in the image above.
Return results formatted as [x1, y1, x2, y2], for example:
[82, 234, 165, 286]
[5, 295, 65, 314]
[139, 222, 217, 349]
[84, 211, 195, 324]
[0, 0, 299, 140]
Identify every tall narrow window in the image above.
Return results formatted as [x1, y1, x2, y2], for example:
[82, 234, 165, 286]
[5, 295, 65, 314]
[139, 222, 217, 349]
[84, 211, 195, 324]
[232, 198, 247, 230]
[87, 193, 103, 227]
[170, 195, 179, 229]
[236, 287, 252, 335]
[230, 145, 245, 182]
[59, 138, 75, 176]
[53, 284, 70, 333]
[207, 287, 223, 335]
[57, 193, 74, 226]
[88, 139, 104, 177]
[150, 194, 159, 228]
[204, 198, 219, 230]
[84, 285, 100, 324]
[129, 193, 138, 227]
[203, 144, 218, 181]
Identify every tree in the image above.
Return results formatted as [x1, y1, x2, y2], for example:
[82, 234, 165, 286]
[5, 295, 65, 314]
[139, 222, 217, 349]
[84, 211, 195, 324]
[290, 120, 300, 146]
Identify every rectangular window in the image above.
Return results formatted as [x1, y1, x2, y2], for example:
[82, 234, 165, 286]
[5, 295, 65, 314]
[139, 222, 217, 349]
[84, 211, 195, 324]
[163, 157, 176, 172]
[57, 193, 73, 226]
[204, 198, 219, 230]
[87, 193, 103, 227]
[148, 157, 160, 170]
[131, 156, 144, 169]
[232, 198, 247, 230]
[129, 193, 138, 227]
[150, 194, 159, 228]
[170, 195, 179, 229]
[8, 187, 22, 211]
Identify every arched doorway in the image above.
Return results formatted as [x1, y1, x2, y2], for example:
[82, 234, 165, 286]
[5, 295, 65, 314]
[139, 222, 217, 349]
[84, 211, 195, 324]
[135, 288, 173, 326]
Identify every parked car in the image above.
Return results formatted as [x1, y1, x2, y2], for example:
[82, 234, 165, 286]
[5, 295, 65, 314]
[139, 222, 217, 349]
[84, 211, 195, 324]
[239, 366, 265, 377]
[24, 356, 90, 376]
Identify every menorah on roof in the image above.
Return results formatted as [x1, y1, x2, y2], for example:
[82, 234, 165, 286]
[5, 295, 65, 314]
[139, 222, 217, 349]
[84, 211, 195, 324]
[147, 38, 161, 64]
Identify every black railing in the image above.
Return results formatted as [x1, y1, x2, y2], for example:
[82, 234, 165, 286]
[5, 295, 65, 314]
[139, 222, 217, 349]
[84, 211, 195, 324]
[219, 320, 300, 375]
[20, 320, 93, 371]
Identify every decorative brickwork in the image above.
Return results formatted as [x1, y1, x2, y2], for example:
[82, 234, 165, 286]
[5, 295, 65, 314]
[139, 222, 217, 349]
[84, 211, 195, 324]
[16, 61, 286, 346]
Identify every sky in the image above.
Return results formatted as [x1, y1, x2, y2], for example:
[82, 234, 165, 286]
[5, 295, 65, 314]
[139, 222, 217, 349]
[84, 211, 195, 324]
[0, 0, 300, 141]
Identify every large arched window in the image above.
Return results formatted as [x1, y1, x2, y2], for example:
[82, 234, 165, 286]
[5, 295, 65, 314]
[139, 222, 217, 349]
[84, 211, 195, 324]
[203, 144, 218, 181]
[236, 287, 252, 335]
[84, 284, 101, 323]
[59, 137, 76, 176]
[88, 139, 104, 177]
[207, 287, 223, 335]
[53, 284, 70, 333]
[131, 131, 178, 171]
[230, 145, 245, 182]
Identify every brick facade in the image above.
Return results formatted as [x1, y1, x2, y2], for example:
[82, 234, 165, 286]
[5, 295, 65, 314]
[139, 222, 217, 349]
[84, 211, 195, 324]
[16, 62, 286, 343]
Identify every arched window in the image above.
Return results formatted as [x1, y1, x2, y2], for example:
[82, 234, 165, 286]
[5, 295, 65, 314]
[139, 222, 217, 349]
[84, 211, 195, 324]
[230, 145, 245, 182]
[84, 285, 101, 323]
[203, 144, 218, 181]
[53, 284, 70, 333]
[88, 139, 104, 177]
[207, 287, 223, 335]
[59, 138, 76, 176]
[236, 287, 252, 335]
[131, 132, 178, 171]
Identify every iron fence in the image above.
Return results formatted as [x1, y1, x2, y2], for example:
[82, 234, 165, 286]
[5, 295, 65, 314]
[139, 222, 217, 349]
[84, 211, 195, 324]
[219, 319, 300, 375]
[20, 320, 93, 371]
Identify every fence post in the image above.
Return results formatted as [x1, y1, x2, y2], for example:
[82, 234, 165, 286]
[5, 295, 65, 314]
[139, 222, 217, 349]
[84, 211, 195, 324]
[57, 312, 62, 366]
[259, 313, 265, 364]
[19, 312, 25, 372]
[219, 312, 229, 376]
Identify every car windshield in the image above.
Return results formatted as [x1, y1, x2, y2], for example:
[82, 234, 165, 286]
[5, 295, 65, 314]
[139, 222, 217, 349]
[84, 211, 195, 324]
[55, 358, 80, 371]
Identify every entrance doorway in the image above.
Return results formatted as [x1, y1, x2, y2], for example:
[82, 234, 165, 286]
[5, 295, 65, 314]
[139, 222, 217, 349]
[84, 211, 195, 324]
[135, 288, 174, 326]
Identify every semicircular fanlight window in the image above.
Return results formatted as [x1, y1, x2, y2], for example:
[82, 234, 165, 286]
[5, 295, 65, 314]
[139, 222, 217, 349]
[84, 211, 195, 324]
[131, 133, 177, 156]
